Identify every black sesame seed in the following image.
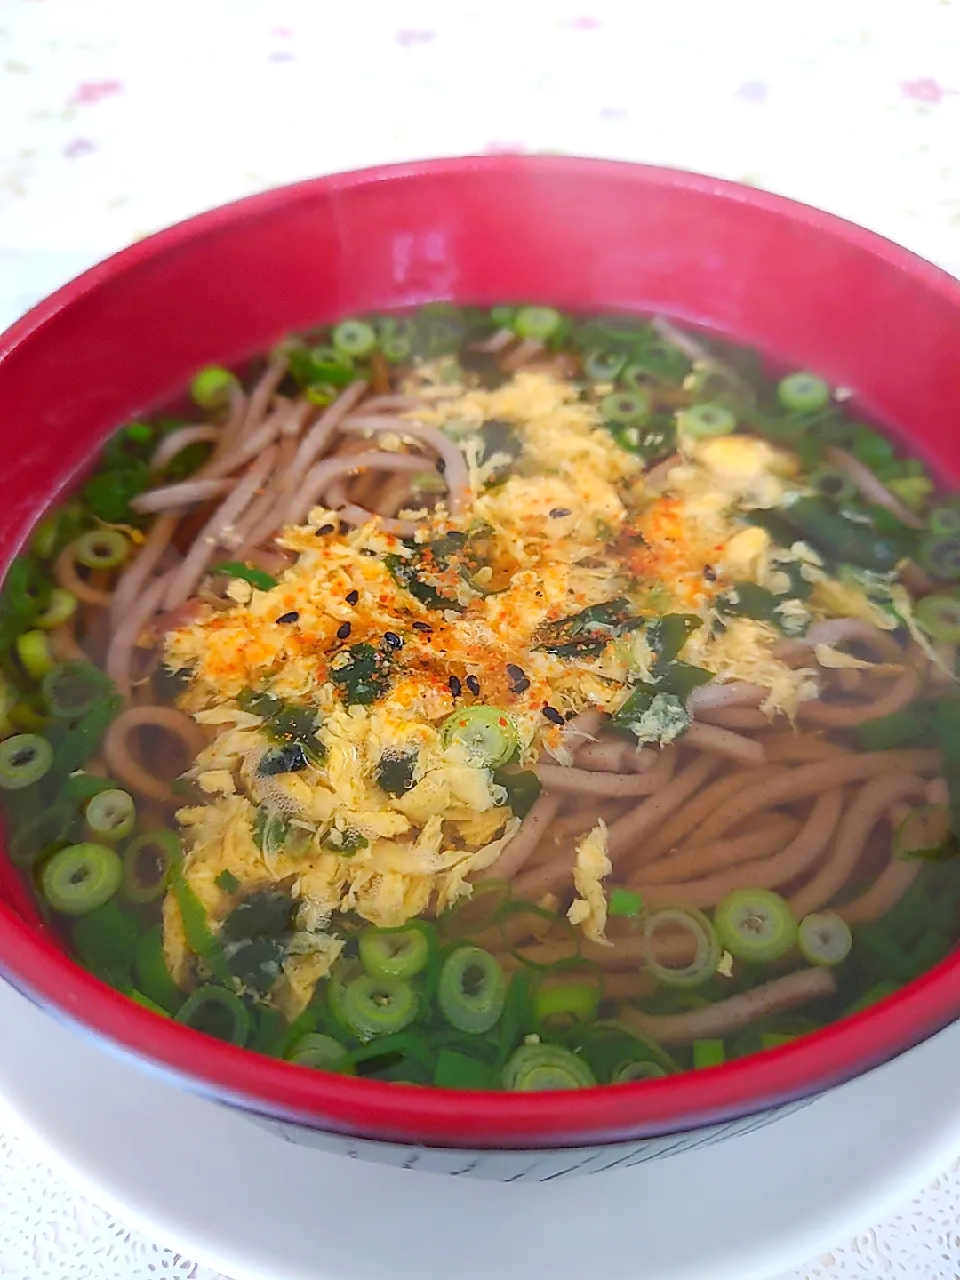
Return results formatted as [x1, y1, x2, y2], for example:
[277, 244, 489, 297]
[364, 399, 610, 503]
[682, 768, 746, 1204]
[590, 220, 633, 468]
[359, 548, 377, 557]
[383, 631, 403, 650]
[412, 621, 432, 633]
[337, 622, 352, 640]
[506, 663, 530, 694]
[338, 520, 350, 535]
[703, 565, 717, 582]
[448, 675, 462, 697]
[542, 705, 565, 725]
[465, 674, 480, 695]
[549, 507, 572, 519]
[316, 523, 335, 536]
[435, 457, 446, 475]
[275, 611, 300, 624]
[346, 589, 359, 605]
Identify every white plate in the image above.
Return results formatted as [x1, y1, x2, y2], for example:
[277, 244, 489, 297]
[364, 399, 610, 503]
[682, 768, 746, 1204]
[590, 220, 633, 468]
[0, 976, 958, 1280]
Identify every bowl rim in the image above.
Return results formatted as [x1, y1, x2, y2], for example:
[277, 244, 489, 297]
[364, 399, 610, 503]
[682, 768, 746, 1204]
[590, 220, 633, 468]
[3, 153, 960, 1147]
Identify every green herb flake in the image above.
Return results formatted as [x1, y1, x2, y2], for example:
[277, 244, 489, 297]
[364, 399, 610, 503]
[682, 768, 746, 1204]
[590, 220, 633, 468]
[329, 642, 393, 705]
[608, 888, 644, 918]
[209, 562, 278, 591]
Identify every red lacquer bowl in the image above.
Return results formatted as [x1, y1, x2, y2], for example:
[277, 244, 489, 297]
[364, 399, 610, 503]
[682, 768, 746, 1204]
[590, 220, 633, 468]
[2, 156, 960, 1157]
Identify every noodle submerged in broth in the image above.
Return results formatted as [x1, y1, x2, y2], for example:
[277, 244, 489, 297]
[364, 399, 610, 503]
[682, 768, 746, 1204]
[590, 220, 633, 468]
[2, 304, 960, 1089]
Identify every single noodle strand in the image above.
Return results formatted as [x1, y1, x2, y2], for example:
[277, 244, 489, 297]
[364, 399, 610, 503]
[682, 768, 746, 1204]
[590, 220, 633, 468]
[619, 968, 837, 1044]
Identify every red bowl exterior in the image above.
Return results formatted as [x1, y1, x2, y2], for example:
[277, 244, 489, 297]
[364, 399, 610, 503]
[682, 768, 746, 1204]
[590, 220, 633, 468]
[2, 155, 960, 1149]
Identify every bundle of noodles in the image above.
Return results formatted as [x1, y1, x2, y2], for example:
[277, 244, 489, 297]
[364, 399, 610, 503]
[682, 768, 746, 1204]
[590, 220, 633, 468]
[10, 306, 958, 1072]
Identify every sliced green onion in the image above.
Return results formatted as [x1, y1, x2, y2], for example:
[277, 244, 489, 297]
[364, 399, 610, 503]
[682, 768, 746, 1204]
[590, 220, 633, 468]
[304, 383, 335, 406]
[929, 502, 960, 537]
[326, 957, 365, 1035]
[692, 1038, 726, 1069]
[620, 362, 652, 391]
[0, 679, 17, 739]
[417, 313, 463, 358]
[438, 946, 506, 1033]
[915, 595, 960, 642]
[134, 925, 183, 1014]
[9, 702, 49, 733]
[70, 896, 139, 986]
[85, 788, 135, 842]
[441, 705, 519, 767]
[910, 929, 951, 972]
[341, 973, 419, 1039]
[381, 335, 413, 364]
[190, 366, 239, 409]
[809, 466, 856, 503]
[848, 426, 895, 469]
[777, 372, 830, 412]
[123, 830, 181, 903]
[332, 319, 377, 358]
[16, 630, 54, 680]
[175, 985, 250, 1045]
[608, 422, 660, 456]
[513, 306, 562, 342]
[611, 1059, 668, 1083]
[760, 1032, 798, 1051]
[608, 887, 644, 918]
[797, 912, 852, 966]
[124, 420, 153, 443]
[678, 403, 736, 439]
[886, 476, 933, 510]
[0, 733, 53, 789]
[853, 707, 927, 751]
[30, 511, 62, 560]
[433, 1047, 495, 1090]
[72, 529, 129, 571]
[170, 869, 219, 964]
[918, 534, 960, 582]
[846, 980, 898, 1016]
[532, 979, 599, 1029]
[893, 804, 953, 861]
[42, 661, 110, 720]
[858, 922, 914, 980]
[216, 869, 241, 893]
[286, 1032, 353, 1071]
[779, 497, 899, 572]
[583, 348, 626, 382]
[641, 907, 720, 987]
[41, 842, 123, 915]
[600, 390, 651, 426]
[714, 888, 798, 963]
[129, 991, 170, 1017]
[489, 306, 516, 328]
[502, 1043, 596, 1091]
[35, 587, 78, 630]
[359, 924, 430, 980]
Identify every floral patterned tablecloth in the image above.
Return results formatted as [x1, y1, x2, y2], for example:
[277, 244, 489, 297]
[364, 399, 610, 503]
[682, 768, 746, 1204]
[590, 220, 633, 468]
[1, 0, 960, 1275]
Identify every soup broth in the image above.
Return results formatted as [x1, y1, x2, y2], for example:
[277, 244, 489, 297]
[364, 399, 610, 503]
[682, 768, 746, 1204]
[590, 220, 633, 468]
[1, 304, 958, 1090]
